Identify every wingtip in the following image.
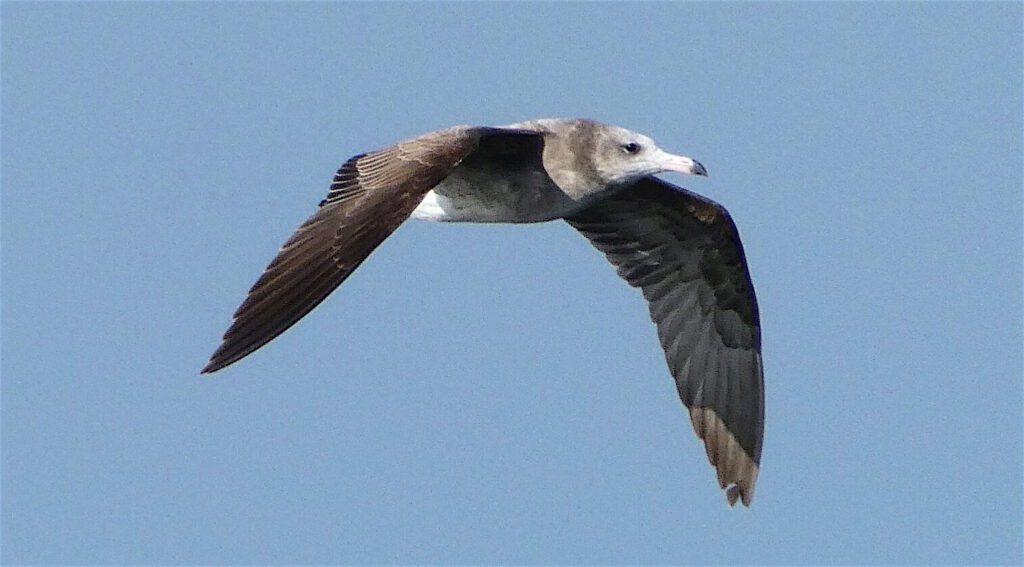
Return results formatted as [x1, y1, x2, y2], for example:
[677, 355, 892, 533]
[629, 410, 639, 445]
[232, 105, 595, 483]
[726, 485, 741, 506]
[726, 482, 754, 507]
[688, 406, 759, 508]
[200, 357, 224, 375]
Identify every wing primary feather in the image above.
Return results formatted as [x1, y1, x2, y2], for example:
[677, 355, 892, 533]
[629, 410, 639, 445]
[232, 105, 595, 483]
[204, 126, 547, 374]
[566, 176, 763, 506]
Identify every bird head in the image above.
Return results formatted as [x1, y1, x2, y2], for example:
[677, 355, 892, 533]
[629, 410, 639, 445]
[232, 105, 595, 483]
[594, 125, 708, 187]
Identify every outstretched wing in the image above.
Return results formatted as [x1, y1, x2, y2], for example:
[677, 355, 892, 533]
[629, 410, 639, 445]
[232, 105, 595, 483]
[565, 176, 764, 506]
[203, 126, 542, 373]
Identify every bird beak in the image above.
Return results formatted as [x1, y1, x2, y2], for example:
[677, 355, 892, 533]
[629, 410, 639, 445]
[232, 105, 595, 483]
[654, 150, 708, 176]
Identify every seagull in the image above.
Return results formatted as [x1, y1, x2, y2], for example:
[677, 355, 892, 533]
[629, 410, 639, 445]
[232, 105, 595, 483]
[203, 118, 764, 506]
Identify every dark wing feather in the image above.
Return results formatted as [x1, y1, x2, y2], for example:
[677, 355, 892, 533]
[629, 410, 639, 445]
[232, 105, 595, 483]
[565, 176, 764, 506]
[203, 126, 539, 373]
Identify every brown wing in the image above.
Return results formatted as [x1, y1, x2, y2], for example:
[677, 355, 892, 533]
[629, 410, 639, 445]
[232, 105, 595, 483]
[565, 177, 764, 506]
[203, 126, 541, 374]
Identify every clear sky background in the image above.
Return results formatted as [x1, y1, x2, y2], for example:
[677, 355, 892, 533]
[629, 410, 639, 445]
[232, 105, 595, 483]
[2, 2, 1021, 564]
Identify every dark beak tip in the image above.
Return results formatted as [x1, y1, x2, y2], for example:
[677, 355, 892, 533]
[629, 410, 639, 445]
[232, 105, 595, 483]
[693, 160, 708, 177]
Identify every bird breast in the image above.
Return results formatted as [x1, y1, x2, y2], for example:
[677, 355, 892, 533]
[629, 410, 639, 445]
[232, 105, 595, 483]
[413, 164, 585, 223]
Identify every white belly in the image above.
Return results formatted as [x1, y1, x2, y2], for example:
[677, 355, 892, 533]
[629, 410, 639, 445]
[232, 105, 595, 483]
[411, 168, 584, 223]
[411, 190, 463, 222]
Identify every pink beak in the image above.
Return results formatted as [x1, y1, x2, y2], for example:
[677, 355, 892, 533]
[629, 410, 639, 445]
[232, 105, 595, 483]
[655, 150, 708, 176]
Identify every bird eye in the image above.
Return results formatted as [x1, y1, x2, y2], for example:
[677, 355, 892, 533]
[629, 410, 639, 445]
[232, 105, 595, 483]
[621, 142, 642, 154]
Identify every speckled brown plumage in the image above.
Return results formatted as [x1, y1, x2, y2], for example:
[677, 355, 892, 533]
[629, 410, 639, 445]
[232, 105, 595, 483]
[203, 118, 765, 507]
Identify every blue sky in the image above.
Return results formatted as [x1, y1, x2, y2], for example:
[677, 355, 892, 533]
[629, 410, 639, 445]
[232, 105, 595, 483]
[2, 2, 1021, 564]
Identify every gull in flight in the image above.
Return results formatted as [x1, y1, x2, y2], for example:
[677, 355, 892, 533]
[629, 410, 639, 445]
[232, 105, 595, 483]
[203, 118, 764, 506]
